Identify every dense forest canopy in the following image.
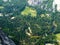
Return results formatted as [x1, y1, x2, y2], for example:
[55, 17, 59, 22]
[0, 0, 60, 45]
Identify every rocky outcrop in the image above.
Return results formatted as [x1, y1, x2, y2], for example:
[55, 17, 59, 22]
[0, 30, 16, 45]
[28, 0, 42, 6]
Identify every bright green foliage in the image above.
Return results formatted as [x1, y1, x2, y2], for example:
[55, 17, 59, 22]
[0, 6, 4, 9]
[56, 33, 60, 40]
[21, 6, 37, 17]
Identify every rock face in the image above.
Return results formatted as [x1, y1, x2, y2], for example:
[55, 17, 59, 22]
[27, 0, 53, 11]
[28, 0, 42, 6]
[27, 0, 48, 6]
[0, 30, 16, 45]
[53, 0, 60, 12]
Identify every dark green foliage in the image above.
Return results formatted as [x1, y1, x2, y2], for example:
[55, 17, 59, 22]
[0, 0, 60, 45]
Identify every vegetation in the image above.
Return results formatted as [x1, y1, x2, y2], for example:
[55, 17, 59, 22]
[56, 34, 60, 40]
[0, 0, 60, 45]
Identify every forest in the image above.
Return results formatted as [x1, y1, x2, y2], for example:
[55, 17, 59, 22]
[0, 0, 60, 45]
